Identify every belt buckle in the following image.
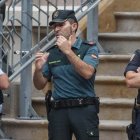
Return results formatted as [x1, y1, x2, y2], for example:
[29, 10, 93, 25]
[78, 98, 83, 105]
[53, 101, 59, 108]
[54, 102, 57, 108]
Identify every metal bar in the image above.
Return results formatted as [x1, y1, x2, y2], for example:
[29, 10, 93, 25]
[7, 0, 13, 21]
[87, 0, 98, 41]
[0, 32, 12, 49]
[19, 0, 33, 118]
[37, 0, 41, 44]
[64, 0, 66, 10]
[87, 0, 105, 53]
[8, 0, 21, 69]
[9, 37, 56, 81]
[12, 30, 54, 70]
[32, 4, 49, 17]
[76, 0, 100, 21]
[46, 1, 49, 39]
[72, 0, 74, 10]
[14, 0, 21, 6]
[47, 1, 57, 10]
[75, 0, 93, 13]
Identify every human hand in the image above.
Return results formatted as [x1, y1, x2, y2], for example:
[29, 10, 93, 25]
[35, 52, 49, 71]
[56, 35, 72, 54]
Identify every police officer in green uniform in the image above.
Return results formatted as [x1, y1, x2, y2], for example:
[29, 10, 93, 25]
[33, 10, 99, 140]
[124, 49, 140, 140]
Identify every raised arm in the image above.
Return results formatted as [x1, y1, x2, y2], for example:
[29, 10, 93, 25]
[33, 52, 49, 90]
[124, 49, 140, 88]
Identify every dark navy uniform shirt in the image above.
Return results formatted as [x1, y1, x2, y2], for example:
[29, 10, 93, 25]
[124, 49, 140, 75]
[42, 37, 99, 100]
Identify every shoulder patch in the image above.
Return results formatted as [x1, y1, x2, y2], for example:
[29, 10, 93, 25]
[91, 54, 98, 59]
[88, 41, 95, 45]
[130, 54, 135, 61]
[136, 49, 140, 55]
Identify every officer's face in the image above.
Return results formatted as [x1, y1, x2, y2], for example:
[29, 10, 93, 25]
[52, 21, 73, 40]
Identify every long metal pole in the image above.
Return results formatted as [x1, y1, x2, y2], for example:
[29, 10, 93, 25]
[87, 0, 104, 53]
[20, 0, 32, 118]
[87, 1, 98, 42]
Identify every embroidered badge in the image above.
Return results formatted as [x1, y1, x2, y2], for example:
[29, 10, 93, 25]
[53, 11, 59, 18]
[88, 41, 94, 45]
[49, 60, 61, 64]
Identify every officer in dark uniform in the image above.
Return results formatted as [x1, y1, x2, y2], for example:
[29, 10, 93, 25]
[33, 10, 99, 140]
[0, 0, 8, 112]
[0, 68, 9, 112]
[0, 0, 7, 117]
[0, 3, 11, 139]
[124, 49, 140, 140]
[0, 68, 9, 138]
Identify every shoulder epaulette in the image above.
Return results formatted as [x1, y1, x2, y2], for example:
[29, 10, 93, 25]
[82, 40, 96, 46]
[46, 45, 57, 52]
[135, 49, 140, 55]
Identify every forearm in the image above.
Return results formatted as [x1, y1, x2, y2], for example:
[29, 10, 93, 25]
[66, 50, 95, 79]
[33, 69, 48, 90]
[125, 71, 140, 88]
[0, 74, 9, 89]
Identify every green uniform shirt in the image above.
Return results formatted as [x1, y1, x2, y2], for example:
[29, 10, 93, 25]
[43, 37, 99, 100]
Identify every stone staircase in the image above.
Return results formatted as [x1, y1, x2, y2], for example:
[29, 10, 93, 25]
[97, 12, 140, 140]
[1, 8, 140, 140]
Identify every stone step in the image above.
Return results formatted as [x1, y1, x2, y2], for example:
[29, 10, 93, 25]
[1, 118, 130, 140]
[2, 118, 48, 140]
[31, 97, 70, 119]
[99, 32, 140, 54]
[100, 98, 134, 120]
[97, 54, 131, 76]
[95, 76, 138, 99]
[114, 12, 140, 32]
[100, 120, 130, 140]
[32, 97, 46, 118]
[32, 97, 135, 120]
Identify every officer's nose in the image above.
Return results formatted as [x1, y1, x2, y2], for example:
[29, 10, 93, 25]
[54, 25, 61, 32]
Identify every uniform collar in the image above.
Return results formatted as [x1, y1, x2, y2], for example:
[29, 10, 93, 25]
[72, 37, 82, 49]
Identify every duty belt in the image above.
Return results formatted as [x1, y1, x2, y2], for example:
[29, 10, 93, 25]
[50, 97, 99, 109]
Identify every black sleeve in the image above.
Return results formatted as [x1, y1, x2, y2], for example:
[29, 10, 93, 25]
[0, 3, 5, 21]
[0, 90, 3, 104]
[124, 49, 140, 76]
